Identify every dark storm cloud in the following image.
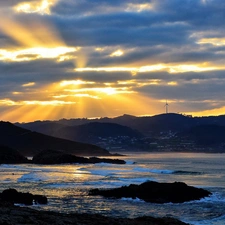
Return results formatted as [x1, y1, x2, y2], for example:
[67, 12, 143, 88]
[52, 0, 153, 16]
[135, 72, 225, 102]
[47, 0, 225, 69]
[0, 59, 75, 83]
[52, 10, 191, 47]
[1, 0, 225, 116]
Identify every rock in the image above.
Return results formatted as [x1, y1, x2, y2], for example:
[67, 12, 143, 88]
[32, 149, 89, 164]
[89, 181, 211, 203]
[0, 204, 189, 225]
[32, 149, 126, 164]
[0, 189, 47, 205]
[89, 157, 126, 164]
[0, 145, 28, 164]
[33, 195, 48, 204]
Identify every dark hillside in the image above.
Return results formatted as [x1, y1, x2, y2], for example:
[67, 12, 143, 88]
[106, 113, 195, 136]
[16, 121, 68, 136]
[0, 122, 110, 156]
[178, 124, 225, 146]
[54, 122, 143, 143]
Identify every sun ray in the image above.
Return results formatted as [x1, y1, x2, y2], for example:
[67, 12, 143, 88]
[0, 15, 78, 63]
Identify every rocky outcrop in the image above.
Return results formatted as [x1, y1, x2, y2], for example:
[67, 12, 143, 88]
[89, 181, 211, 203]
[0, 145, 28, 164]
[0, 189, 47, 205]
[32, 149, 126, 164]
[88, 156, 126, 164]
[0, 204, 189, 225]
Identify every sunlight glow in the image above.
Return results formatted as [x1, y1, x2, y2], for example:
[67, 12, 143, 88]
[53, 94, 101, 100]
[100, 87, 117, 95]
[139, 64, 165, 72]
[189, 105, 225, 117]
[0, 47, 76, 62]
[0, 99, 18, 106]
[14, 0, 57, 15]
[75, 63, 222, 74]
[126, 3, 153, 12]
[0, 18, 63, 48]
[74, 94, 101, 99]
[22, 82, 36, 87]
[95, 47, 105, 52]
[110, 49, 124, 57]
[197, 38, 225, 46]
[0, 16, 80, 62]
[65, 87, 134, 95]
[0, 99, 76, 106]
[60, 80, 95, 87]
[167, 81, 178, 86]
[75, 67, 135, 72]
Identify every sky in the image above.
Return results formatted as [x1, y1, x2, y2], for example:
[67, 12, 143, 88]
[1, 0, 225, 122]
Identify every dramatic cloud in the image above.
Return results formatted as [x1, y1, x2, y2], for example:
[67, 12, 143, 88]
[1, 0, 225, 122]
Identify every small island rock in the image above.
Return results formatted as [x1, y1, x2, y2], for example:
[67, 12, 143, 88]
[89, 181, 211, 203]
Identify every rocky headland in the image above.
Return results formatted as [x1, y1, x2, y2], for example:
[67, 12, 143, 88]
[0, 146, 126, 165]
[32, 149, 126, 164]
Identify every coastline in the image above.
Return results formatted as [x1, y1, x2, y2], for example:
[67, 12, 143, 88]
[0, 202, 189, 225]
[1, 153, 224, 224]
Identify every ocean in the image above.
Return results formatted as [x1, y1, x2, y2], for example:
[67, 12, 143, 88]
[0, 152, 225, 225]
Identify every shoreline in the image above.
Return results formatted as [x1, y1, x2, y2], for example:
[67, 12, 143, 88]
[0, 202, 189, 225]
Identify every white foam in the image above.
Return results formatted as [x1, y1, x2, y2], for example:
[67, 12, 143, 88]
[120, 197, 144, 203]
[133, 167, 173, 174]
[88, 169, 126, 177]
[196, 192, 225, 203]
[125, 160, 135, 165]
[0, 164, 29, 171]
[184, 214, 225, 225]
[118, 177, 155, 184]
[17, 172, 49, 182]
[83, 179, 123, 187]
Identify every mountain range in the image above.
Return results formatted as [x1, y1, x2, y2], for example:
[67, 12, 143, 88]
[15, 113, 225, 153]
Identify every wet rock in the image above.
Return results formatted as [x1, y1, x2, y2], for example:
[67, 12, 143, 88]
[0, 204, 189, 225]
[89, 181, 211, 203]
[33, 195, 48, 204]
[0, 189, 47, 205]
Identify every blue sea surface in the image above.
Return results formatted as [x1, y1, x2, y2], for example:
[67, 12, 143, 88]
[0, 152, 225, 225]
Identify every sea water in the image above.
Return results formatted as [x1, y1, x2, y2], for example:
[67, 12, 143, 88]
[0, 152, 225, 225]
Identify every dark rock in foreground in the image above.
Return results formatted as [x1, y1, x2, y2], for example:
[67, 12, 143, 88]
[0, 145, 28, 164]
[32, 149, 126, 164]
[89, 181, 211, 203]
[0, 189, 47, 205]
[0, 203, 189, 225]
